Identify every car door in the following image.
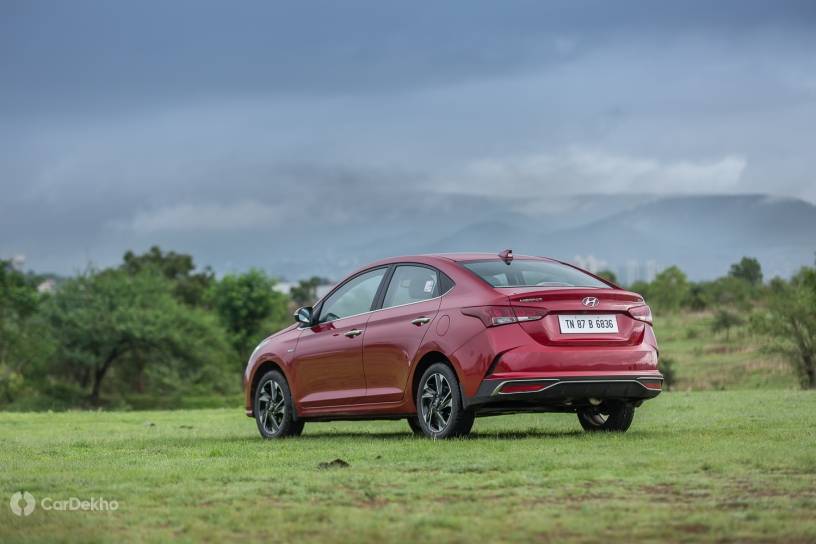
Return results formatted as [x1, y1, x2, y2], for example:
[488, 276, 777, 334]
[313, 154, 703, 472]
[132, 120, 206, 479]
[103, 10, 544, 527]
[362, 265, 445, 403]
[293, 267, 387, 409]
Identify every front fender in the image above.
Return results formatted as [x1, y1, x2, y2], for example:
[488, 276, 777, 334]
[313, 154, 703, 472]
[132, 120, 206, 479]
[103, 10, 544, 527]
[243, 330, 301, 416]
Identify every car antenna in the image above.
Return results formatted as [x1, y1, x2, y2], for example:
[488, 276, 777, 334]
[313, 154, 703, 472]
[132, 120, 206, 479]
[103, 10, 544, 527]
[498, 248, 513, 265]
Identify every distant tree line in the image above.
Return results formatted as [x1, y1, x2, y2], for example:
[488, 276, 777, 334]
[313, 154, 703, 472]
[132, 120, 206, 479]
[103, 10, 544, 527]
[601, 256, 816, 389]
[597, 257, 764, 314]
[1, 251, 814, 411]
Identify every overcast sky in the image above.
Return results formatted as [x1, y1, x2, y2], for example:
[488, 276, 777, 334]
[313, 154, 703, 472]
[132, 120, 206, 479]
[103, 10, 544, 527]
[2, 1, 815, 273]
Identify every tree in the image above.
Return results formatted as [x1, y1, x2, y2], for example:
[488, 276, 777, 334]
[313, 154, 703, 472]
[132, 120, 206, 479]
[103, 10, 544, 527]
[0, 260, 47, 403]
[43, 269, 233, 403]
[729, 257, 763, 286]
[647, 266, 690, 312]
[290, 276, 331, 308]
[703, 276, 754, 310]
[0, 259, 38, 320]
[685, 283, 710, 311]
[711, 309, 744, 340]
[628, 280, 651, 301]
[752, 266, 816, 389]
[122, 246, 214, 306]
[209, 269, 290, 358]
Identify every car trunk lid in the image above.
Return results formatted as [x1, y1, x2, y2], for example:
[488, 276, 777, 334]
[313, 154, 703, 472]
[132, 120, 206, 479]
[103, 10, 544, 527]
[506, 288, 647, 346]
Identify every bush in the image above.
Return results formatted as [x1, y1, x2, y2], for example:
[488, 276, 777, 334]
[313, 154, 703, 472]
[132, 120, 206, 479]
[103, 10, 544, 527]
[658, 357, 676, 390]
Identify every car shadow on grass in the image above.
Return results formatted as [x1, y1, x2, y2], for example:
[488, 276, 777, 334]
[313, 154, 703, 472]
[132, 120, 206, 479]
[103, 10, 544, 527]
[98, 428, 654, 450]
[294, 429, 586, 440]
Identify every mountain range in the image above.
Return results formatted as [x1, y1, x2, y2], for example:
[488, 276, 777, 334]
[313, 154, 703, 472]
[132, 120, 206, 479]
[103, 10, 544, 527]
[268, 193, 816, 283]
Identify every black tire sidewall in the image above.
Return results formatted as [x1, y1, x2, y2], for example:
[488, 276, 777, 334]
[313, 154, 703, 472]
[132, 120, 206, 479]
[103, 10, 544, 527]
[577, 402, 634, 432]
[407, 416, 424, 435]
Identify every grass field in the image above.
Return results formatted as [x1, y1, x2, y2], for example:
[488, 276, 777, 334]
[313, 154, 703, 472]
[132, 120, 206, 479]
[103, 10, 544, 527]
[2, 390, 815, 543]
[657, 311, 797, 391]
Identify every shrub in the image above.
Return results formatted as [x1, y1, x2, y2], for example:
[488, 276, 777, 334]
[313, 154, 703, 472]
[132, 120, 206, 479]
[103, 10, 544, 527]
[658, 357, 676, 390]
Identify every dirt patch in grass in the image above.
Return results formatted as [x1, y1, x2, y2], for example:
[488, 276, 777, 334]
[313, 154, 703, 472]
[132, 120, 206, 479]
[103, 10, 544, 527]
[640, 483, 711, 504]
[729, 479, 816, 500]
[317, 458, 350, 469]
[639, 475, 816, 515]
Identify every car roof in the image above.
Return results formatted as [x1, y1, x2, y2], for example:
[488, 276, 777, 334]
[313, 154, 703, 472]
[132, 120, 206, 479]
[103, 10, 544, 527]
[362, 252, 558, 268]
[422, 252, 556, 262]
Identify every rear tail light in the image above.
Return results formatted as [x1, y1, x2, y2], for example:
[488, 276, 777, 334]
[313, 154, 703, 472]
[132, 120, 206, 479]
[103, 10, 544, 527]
[514, 307, 548, 322]
[461, 306, 547, 327]
[628, 304, 653, 325]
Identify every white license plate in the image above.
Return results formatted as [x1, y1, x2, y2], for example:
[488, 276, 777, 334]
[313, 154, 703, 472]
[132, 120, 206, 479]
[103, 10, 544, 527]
[558, 314, 619, 334]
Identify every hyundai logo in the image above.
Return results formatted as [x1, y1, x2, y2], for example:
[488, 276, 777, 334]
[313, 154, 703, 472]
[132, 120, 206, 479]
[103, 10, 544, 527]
[582, 297, 600, 308]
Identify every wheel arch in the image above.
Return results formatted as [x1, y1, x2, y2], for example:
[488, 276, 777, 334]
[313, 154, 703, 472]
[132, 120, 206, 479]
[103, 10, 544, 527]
[410, 351, 460, 408]
[248, 358, 292, 417]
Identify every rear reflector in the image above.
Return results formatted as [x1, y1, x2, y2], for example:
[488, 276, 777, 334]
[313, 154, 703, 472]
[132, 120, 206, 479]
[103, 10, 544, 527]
[500, 383, 547, 394]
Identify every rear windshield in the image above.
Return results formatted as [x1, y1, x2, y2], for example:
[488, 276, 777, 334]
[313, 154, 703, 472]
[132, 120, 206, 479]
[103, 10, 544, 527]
[461, 259, 609, 289]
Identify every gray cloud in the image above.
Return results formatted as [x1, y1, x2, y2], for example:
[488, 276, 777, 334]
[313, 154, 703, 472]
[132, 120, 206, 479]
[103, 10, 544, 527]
[1, 1, 815, 274]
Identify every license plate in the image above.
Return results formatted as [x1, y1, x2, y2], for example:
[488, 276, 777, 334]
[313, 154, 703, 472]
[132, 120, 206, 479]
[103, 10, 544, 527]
[558, 314, 619, 334]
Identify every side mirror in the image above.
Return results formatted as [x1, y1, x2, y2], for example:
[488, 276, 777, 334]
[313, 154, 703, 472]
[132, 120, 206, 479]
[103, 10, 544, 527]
[294, 306, 313, 326]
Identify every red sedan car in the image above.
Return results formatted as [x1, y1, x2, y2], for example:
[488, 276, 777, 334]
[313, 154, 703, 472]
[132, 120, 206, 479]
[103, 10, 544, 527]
[244, 250, 662, 439]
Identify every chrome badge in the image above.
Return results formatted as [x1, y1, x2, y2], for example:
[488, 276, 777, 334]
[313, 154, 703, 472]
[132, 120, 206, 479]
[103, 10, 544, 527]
[581, 296, 600, 308]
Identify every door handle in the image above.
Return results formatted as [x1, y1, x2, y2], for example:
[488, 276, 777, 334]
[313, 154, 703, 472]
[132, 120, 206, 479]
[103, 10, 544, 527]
[411, 317, 431, 326]
[344, 329, 363, 338]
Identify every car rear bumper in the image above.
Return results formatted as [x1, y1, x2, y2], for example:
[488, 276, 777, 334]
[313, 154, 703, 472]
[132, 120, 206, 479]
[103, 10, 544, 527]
[464, 372, 663, 411]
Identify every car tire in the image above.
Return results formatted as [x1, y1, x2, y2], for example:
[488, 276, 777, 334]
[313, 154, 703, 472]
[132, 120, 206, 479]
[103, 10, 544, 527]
[254, 370, 305, 439]
[415, 363, 475, 439]
[407, 415, 424, 435]
[577, 401, 635, 432]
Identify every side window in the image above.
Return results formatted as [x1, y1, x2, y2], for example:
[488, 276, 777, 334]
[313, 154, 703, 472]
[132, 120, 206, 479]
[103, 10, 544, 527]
[318, 268, 386, 323]
[383, 266, 439, 309]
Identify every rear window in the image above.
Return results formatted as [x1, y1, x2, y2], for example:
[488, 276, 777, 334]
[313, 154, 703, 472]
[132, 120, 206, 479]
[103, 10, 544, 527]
[461, 259, 608, 289]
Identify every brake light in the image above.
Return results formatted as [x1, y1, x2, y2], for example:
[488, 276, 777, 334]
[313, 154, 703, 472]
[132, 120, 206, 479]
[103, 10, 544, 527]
[628, 304, 653, 325]
[461, 306, 547, 327]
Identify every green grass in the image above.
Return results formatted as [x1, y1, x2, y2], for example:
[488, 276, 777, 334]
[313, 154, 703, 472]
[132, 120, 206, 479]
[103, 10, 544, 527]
[655, 312, 797, 390]
[2, 390, 815, 543]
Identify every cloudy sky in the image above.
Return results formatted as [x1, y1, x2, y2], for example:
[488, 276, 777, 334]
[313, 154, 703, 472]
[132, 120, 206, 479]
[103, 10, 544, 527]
[2, 1, 815, 274]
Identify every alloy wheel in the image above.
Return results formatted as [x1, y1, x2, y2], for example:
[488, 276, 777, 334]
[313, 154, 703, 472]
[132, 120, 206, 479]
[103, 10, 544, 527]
[420, 372, 453, 433]
[258, 379, 286, 435]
